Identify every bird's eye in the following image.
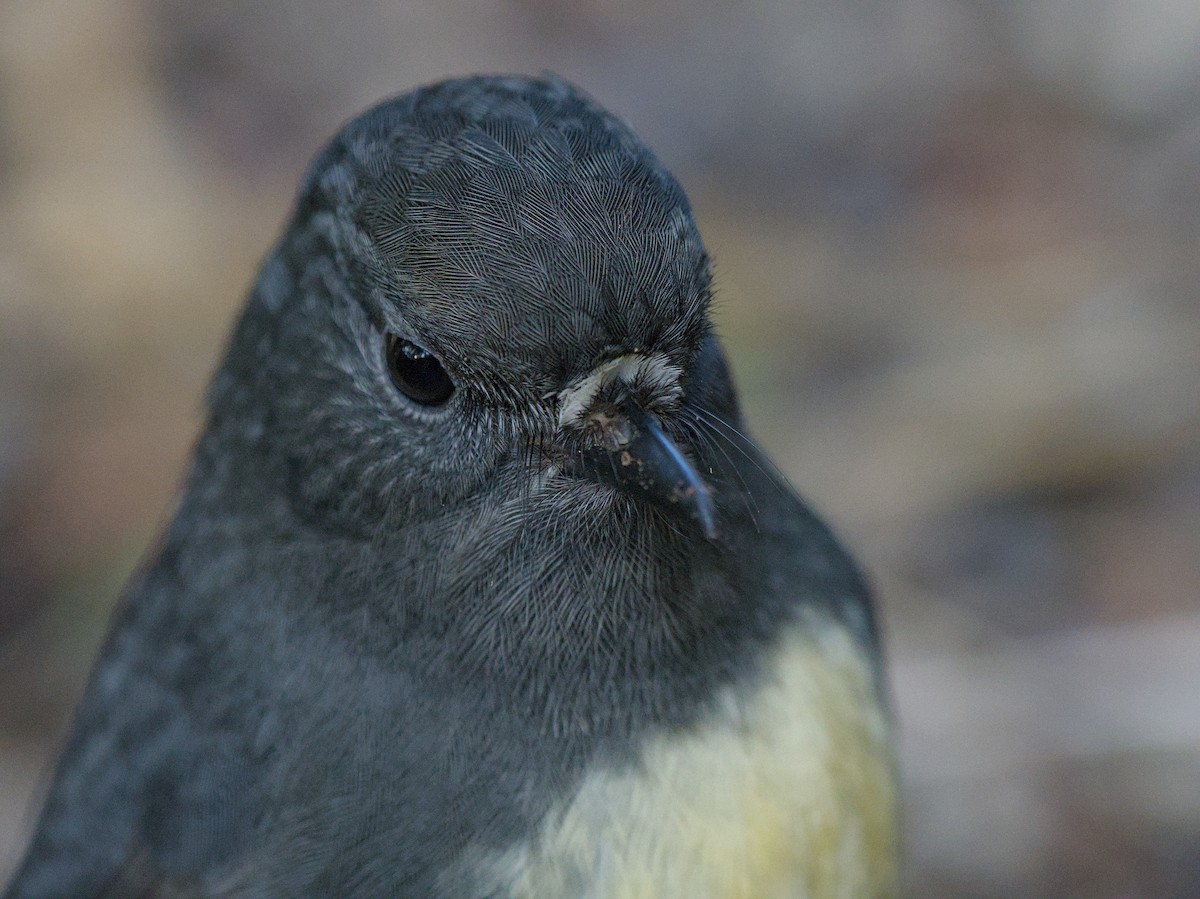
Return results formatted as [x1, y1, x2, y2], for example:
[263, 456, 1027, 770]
[385, 334, 455, 406]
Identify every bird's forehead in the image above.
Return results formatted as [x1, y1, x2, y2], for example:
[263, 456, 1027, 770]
[357, 114, 710, 389]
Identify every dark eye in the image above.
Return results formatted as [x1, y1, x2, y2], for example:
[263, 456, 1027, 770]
[385, 334, 455, 406]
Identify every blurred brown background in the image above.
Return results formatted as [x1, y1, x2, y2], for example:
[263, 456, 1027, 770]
[1, 1, 1198, 896]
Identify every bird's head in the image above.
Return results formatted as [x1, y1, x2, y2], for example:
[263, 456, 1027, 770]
[209, 75, 741, 552]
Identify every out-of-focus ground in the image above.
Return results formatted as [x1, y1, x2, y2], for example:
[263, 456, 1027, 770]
[1, 2, 1198, 895]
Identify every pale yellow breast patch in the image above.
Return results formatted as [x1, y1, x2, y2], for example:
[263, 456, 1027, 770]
[474, 614, 900, 899]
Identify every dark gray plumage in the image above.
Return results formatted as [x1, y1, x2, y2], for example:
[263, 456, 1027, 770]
[6, 75, 896, 899]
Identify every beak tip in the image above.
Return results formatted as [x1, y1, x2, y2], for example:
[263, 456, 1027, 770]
[694, 493, 719, 541]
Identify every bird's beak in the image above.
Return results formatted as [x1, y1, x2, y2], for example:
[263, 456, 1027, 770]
[574, 401, 718, 540]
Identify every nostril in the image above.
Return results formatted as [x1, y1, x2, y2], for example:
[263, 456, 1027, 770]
[584, 407, 635, 452]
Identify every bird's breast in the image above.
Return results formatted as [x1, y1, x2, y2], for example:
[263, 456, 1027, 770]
[465, 612, 900, 899]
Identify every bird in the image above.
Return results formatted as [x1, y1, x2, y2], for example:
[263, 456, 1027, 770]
[5, 74, 898, 898]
